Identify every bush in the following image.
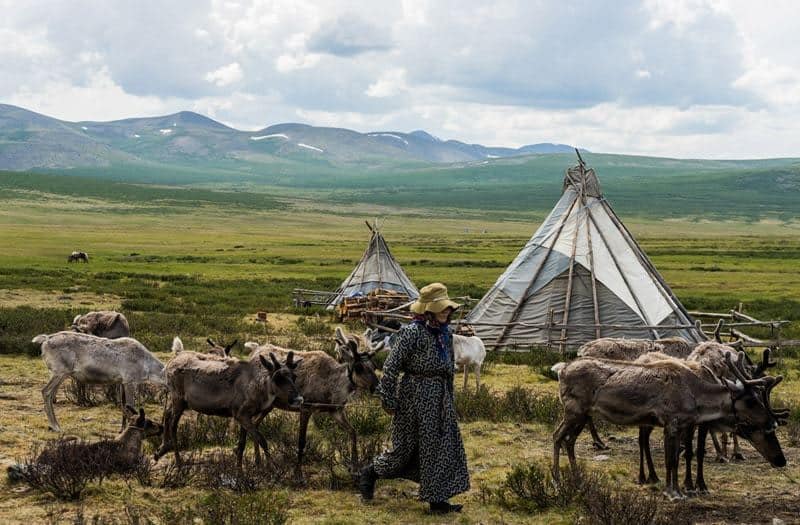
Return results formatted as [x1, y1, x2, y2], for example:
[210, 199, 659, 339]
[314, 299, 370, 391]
[295, 315, 329, 336]
[492, 461, 586, 512]
[164, 490, 290, 525]
[456, 385, 562, 425]
[177, 414, 239, 451]
[11, 439, 115, 500]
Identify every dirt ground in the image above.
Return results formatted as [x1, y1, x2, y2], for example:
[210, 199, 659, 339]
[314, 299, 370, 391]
[1, 355, 798, 524]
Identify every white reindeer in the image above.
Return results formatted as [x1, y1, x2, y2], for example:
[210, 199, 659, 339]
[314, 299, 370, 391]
[32, 331, 166, 432]
[454, 335, 486, 390]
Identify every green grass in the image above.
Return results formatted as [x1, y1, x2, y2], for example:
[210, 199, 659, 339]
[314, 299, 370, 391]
[1, 183, 800, 523]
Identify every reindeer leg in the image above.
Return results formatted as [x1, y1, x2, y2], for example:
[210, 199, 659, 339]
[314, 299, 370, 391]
[552, 419, 569, 480]
[564, 417, 586, 473]
[682, 425, 695, 494]
[42, 374, 68, 432]
[250, 410, 272, 465]
[463, 365, 468, 390]
[475, 363, 481, 390]
[293, 409, 312, 483]
[333, 409, 358, 478]
[641, 426, 659, 484]
[121, 383, 136, 430]
[695, 424, 709, 495]
[710, 431, 728, 463]
[238, 416, 270, 470]
[169, 402, 186, 465]
[155, 402, 173, 461]
[731, 434, 745, 461]
[236, 426, 248, 468]
[588, 418, 608, 450]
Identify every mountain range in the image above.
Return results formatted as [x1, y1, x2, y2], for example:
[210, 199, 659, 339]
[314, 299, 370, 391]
[0, 104, 580, 170]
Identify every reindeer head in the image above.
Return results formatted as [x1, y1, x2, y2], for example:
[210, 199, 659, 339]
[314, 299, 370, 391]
[334, 327, 381, 393]
[260, 351, 304, 408]
[206, 337, 237, 358]
[124, 406, 164, 438]
[723, 352, 787, 468]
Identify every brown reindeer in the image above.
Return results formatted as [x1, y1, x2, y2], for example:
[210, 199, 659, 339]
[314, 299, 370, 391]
[154, 349, 302, 466]
[71, 311, 130, 339]
[553, 353, 786, 499]
[574, 336, 697, 451]
[243, 335, 380, 481]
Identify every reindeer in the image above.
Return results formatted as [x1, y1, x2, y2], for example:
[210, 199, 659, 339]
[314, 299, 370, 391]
[571, 336, 697, 452]
[8, 406, 163, 483]
[71, 311, 130, 339]
[154, 349, 302, 466]
[171, 336, 237, 359]
[553, 353, 786, 499]
[33, 332, 166, 432]
[67, 251, 89, 263]
[243, 333, 380, 481]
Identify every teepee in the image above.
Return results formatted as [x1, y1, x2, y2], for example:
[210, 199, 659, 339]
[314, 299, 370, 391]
[465, 154, 704, 350]
[328, 220, 419, 306]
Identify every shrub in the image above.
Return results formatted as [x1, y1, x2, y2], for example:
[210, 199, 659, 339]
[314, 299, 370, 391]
[456, 385, 562, 425]
[199, 451, 279, 492]
[296, 315, 329, 336]
[491, 460, 587, 512]
[165, 490, 290, 525]
[11, 439, 115, 500]
[578, 475, 677, 525]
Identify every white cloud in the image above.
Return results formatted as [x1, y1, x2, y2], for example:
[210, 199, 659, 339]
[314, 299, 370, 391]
[2, 0, 800, 158]
[205, 62, 244, 87]
[366, 68, 408, 98]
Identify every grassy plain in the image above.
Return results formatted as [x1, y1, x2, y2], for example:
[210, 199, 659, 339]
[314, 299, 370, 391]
[1, 184, 799, 523]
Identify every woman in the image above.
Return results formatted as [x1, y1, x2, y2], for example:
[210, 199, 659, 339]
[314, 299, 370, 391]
[359, 283, 470, 514]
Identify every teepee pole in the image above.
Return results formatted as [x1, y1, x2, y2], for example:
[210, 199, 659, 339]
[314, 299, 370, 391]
[600, 201, 703, 341]
[559, 203, 581, 353]
[585, 207, 660, 339]
[493, 196, 580, 349]
[584, 206, 601, 339]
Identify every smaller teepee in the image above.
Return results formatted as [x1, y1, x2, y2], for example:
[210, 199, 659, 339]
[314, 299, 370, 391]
[465, 153, 704, 350]
[328, 220, 419, 306]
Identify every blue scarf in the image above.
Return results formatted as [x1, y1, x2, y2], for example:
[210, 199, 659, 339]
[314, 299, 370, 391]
[412, 314, 451, 363]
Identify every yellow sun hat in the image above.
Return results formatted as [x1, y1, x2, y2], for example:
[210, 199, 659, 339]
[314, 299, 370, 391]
[409, 283, 461, 314]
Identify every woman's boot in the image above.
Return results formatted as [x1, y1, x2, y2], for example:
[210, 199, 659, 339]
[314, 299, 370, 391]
[429, 501, 463, 514]
[359, 464, 377, 501]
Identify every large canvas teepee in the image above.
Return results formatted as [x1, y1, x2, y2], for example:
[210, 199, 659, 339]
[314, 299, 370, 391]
[329, 221, 419, 306]
[466, 156, 704, 350]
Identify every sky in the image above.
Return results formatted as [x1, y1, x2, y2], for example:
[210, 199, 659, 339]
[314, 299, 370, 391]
[2, 0, 800, 159]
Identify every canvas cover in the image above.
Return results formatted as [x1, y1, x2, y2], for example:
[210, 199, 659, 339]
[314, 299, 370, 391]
[329, 227, 419, 306]
[466, 162, 704, 349]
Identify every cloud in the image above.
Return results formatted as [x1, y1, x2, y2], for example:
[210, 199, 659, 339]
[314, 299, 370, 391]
[1, 0, 800, 158]
[308, 13, 393, 56]
[205, 62, 243, 86]
[366, 68, 408, 98]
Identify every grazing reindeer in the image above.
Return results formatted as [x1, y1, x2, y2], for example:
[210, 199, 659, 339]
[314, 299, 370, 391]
[67, 251, 89, 263]
[688, 343, 781, 463]
[171, 336, 236, 359]
[154, 349, 303, 466]
[243, 335, 380, 481]
[71, 311, 130, 339]
[8, 406, 163, 483]
[33, 332, 166, 432]
[570, 337, 697, 451]
[553, 353, 785, 499]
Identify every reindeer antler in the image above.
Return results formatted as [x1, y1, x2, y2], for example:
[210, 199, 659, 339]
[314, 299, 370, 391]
[286, 351, 294, 367]
[754, 348, 778, 376]
[725, 351, 776, 388]
[269, 352, 282, 370]
[207, 337, 217, 347]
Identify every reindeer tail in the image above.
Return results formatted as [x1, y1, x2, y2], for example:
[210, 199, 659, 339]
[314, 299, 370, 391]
[32, 334, 49, 345]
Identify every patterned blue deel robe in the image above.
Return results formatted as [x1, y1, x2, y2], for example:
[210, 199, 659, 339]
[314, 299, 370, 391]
[373, 322, 470, 502]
